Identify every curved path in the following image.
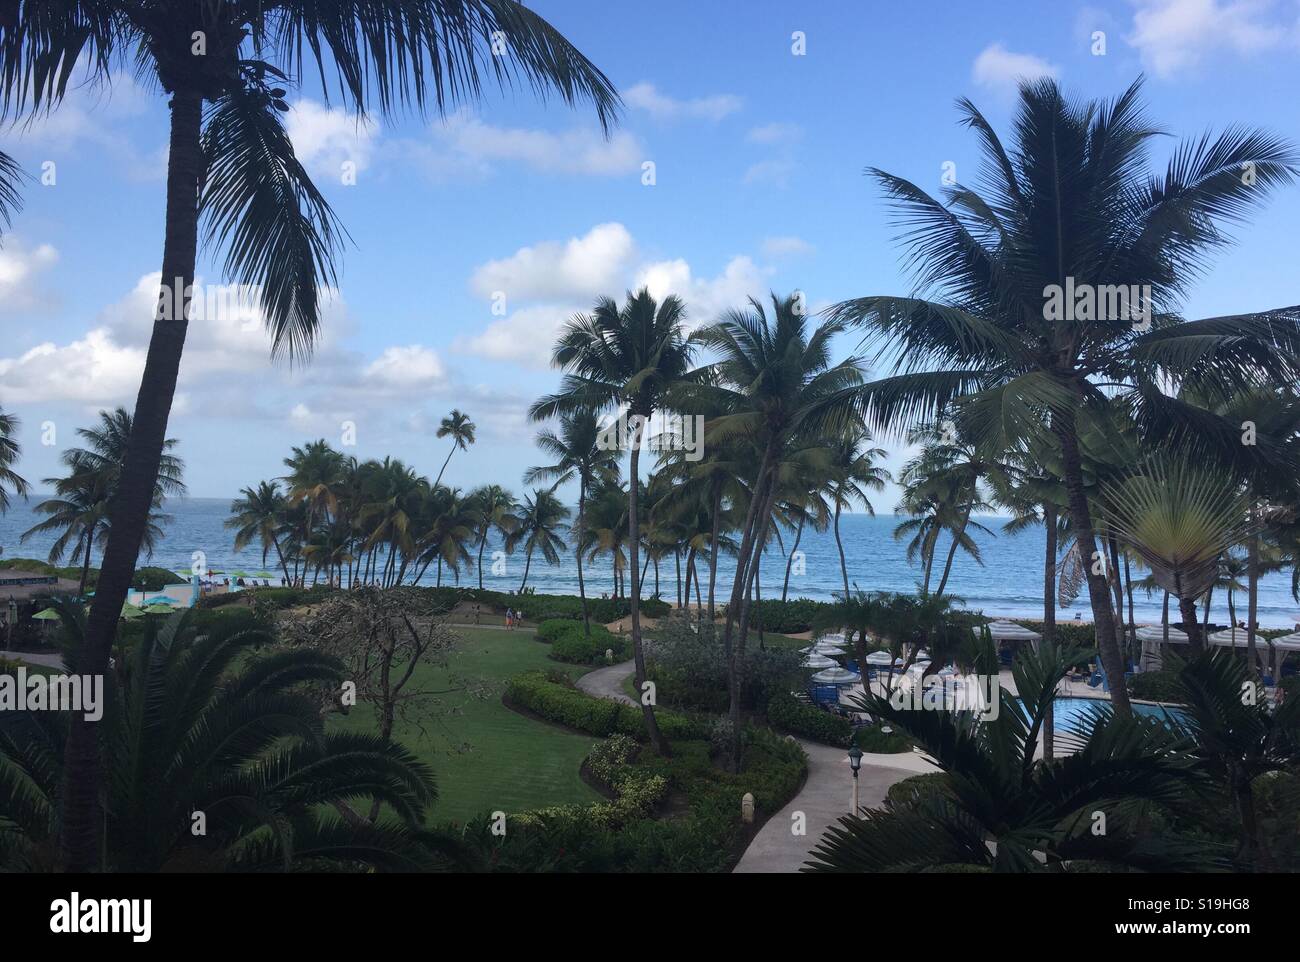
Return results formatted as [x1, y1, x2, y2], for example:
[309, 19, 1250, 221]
[572, 658, 936, 872]
[576, 658, 637, 705]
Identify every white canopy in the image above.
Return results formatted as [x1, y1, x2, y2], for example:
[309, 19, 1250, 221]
[816, 632, 846, 644]
[1269, 631, 1300, 652]
[801, 653, 838, 669]
[1135, 624, 1190, 644]
[985, 620, 1041, 642]
[864, 651, 894, 666]
[810, 666, 862, 686]
[1208, 627, 1254, 647]
[802, 641, 846, 656]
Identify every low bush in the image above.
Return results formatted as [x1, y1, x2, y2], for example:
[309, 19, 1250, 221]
[853, 721, 915, 754]
[736, 597, 825, 634]
[1129, 669, 1182, 702]
[505, 670, 705, 741]
[551, 627, 627, 665]
[766, 691, 852, 747]
[131, 566, 186, 591]
[643, 622, 801, 712]
[885, 772, 953, 809]
[536, 618, 579, 642]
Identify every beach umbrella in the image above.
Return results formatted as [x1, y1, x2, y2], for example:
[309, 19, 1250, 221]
[1208, 627, 1251, 648]
[144, 603, 174, 614]
[816, 632, 846, 644]
[810, 666, 861, 686]
[864, 651, 894, 666]
[802, 641, 846, 656]
[1270, 631, 1300, 651]
[1135, 625, 1190, 644]
[120, 604, 144, 619]
[985, 620, 1042, 642]
[31, 608, 60, 621]
[801, 653, 837, 669]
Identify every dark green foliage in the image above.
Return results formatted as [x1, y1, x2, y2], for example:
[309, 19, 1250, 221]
[1129, 669, 1183, 702]
[504, 670, 704, 740]
[550, 626, 627, 665]
[644, 622, 801, 711]
[885, 772, 953, 808]
[767, 692, 852, 746]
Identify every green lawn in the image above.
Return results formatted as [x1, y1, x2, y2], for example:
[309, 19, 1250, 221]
[329, 626, 603, 826]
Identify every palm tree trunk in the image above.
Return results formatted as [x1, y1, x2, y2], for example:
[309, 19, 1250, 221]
[62, 89, 205, 871]
[1055, 408, 1130, 715]
[834, 501, 850, 598]
[78, 521, 96, 594]
[1247, 530, 1260, 679]
[1162, 590, 1170, 661]
[627, 419, 668, 755]
[1180, 595, 1205, 653]
[576, 479, 590, 636]
[782, 512, 805, 602]
[1043, 503, 1057, 759]
[707, 478, 722, 623]
[519, 545, 534, 593]
[434, 446, 456, 487]
[933, 502, 973, 599]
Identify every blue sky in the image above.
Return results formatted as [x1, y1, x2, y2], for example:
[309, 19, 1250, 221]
[1, 0, 1298, 505]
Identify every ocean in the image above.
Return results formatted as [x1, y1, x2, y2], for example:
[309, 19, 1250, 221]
[2, 497, 1297, 627]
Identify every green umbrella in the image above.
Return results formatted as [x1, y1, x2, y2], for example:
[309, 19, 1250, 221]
[144, 603, 175, 614]
[231, 570, 252, 578]
[254, 572, 275, 580]
[31, 608, 61, 621]
[120, 604, 145, 619]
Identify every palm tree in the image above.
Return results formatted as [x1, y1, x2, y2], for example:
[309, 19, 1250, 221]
[830, 78, 1300, 716]
[531, 289, 694, 755]
[225, 480, 292, 583]
[581, 479, 630, 599]
[411, 485, 476, 586]
[693, 293, 864, 766]
[434, 409, 477, 486]
[524, 411, 618, 635]
[0, 605, 440, 871]
[824, 431, 889, 599]
[283, 440, 346, 584]
[22, 409, 184, 592]
[0, 407, 28, 514]
[807, 641, 1214, 872]
[2, 0, 618, 871]
[468, 484, 518, 590]
[506, 489, 570, 594]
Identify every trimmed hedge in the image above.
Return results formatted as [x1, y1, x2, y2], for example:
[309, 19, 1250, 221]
[885, 772, 953, 808]
[1128, 669, 1183, 702]
[505, 670, 705, 741]
[766, 691, 852, 747]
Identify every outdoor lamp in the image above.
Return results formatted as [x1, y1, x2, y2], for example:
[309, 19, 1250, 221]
[848, 744, 863, 776]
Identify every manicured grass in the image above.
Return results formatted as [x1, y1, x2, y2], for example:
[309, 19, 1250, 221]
[328, 626, 603, 826]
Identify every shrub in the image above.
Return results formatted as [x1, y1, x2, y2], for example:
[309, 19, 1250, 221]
[853, 721, 915, 754]
[766, 691, 852, 746]
[536, 618, 579, 642]
[131, 566, 185, 591]
[885, 772, 953, 809]
[551, 628, 627, 665]
[505, 670, 705, 740]
[643, 622, 800, 712]
[1129, 669, 1182, 702]
[737, 597, 825, 634]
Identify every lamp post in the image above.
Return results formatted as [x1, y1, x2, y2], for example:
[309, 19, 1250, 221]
[6, 600, 15, 647]
[847, 743, 863, 814]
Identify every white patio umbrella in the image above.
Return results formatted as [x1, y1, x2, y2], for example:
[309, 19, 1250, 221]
[1267, 631, 1300, 681]
[985, 620, 1042, 642]
[1135, 624, 1190, 644]
[864, 651, 894, 666]
[816, 632, 846, 644]
[801, 652, 838, 669]
[810, 666, 861, 686]
[802, 641, 846, 656]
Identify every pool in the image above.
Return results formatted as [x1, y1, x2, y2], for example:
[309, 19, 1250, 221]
[1043, 696, 1188, 732]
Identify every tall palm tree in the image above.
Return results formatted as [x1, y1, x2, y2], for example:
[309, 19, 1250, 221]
[581, 478, 630, 599]
[226, 481, 292, 583]
[1, 0, 618, 871]
[468, 484, 518, 590]
[830, 78, 1300, 715]
[283, 440, 346, 583]
[411, 484, 476, 586]
[530, 289, 694, 755]
[824, 431, 889, 599]
[524, 411, 618, 635]
[693, 293, 863, 766]
[0, 407, 29, 515]
[0, 604, 440, 871]
[506, 488, 570, 594]
[22, 409, 184, 592]
[434, 409, 476, 486]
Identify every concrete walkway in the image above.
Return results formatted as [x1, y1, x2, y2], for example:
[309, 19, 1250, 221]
[0, 649, 65, 669]
[733, 744, 935, 873]
[576, 659, 637, 705]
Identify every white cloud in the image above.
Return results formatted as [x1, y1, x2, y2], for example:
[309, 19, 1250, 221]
[634, 255, 767, 325]
[453, 304, 579, 369]
[469, 222, 635, 302]
[362, 345, 447, 390]
[742, 159, 796, 187]
[761, 236, 814, 259]
[1126, 0, 1292, 77]
[971, 43, 1059, 95]
[624, 83, 743, 122]
[746, 122, 802, 145]
[286, 99, 378, 177]
[0, 327, 145, 407]
[420, 112, 643, 178]
[0, 237, 59, 312]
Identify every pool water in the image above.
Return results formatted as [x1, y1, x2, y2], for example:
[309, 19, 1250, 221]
[1045, 696, 1188, 731]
